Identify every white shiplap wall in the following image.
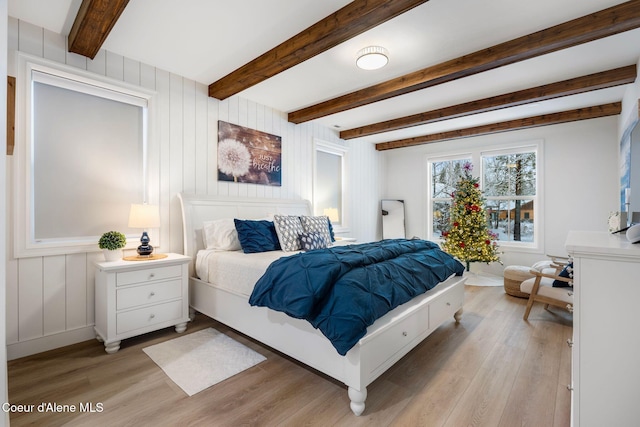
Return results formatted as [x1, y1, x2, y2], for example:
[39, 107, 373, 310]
[6, 18, 384, 359]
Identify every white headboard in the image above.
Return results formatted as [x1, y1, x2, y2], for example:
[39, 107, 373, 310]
[178, 193, 311, 268]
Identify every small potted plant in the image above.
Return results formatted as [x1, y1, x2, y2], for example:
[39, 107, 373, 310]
[98, 231, 127, 261]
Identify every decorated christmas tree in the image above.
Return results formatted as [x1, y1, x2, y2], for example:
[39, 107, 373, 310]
[441, 162, 500, 271]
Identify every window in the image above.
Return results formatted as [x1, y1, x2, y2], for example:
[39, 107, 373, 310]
[428, 156, 471, 239]
[482, 148, 538, 245]
[313, 139, 348, 230]
[15, 53, 157, 257]
[427, 142, 541, 249]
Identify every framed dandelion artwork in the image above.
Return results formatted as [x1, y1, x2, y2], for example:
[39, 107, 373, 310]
[217, 121, 282, 186]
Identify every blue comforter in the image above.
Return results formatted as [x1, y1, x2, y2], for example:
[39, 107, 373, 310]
[249, 239, 465, 355]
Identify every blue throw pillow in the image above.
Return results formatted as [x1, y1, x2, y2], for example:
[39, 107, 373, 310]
[327, 219, 336, 242]
[234, 219, 281, 253]
[299, 232, 328, 251]
[553, 262, 573, 288]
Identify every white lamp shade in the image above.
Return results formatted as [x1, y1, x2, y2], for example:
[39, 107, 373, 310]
[323, 207, 340, 222]
[128, 204, 160, 228]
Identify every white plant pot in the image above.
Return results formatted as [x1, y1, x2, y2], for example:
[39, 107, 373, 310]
[103, 249, 122, 262]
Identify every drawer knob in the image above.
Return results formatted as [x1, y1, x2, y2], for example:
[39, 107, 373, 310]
[149, 313, 155, 320]
[402, 331, 407, 337]
[446, 302, 451, 306]
[148, 273, 155, 279]
[149, 292, 156, 297]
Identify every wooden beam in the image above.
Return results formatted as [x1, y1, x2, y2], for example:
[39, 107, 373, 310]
[208, 0, 430, 100]
[68, 0, 130, 59]
[290, 0, 640, 124]
[6, 76, 15, 156]
[341, 65, 636, 139]
[375, 103, 621, 151]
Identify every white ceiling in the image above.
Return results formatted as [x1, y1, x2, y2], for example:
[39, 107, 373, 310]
[8, 0, 640, 145]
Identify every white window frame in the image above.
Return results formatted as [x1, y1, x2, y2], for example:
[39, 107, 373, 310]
[14, 53, 158, 258]
[480, 143, 543, 251]
[312, 138, 349, 234]
[426, 141, 543, 252]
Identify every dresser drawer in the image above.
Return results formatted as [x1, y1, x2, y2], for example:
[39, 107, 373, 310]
[116, 279, 182, 310]
[117, 300, 183, 335]
[116, 264, 182, 286]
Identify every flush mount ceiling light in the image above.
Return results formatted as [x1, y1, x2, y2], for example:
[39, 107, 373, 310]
[356, 46, 389, 70]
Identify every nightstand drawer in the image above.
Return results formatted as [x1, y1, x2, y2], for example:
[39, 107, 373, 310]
[116, 264, 182, 286]
[116, 279, 182, 310]
[117, 300, 182, 335]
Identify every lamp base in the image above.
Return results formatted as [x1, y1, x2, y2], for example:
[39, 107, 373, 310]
[137, 231, 154, 256]
[137, 244, 154, 256]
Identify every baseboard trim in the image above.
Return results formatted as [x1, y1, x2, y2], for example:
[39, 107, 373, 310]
[7, 326, 96, 360]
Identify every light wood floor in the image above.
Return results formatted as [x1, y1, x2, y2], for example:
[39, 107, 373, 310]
[7, 285, 572, 426]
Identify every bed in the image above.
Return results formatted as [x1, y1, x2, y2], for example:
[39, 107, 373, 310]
[178, 193, 466, 416]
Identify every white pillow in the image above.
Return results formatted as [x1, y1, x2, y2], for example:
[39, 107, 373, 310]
[202, 219, 241, 251]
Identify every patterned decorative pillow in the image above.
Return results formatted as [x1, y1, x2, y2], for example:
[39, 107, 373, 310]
[299, 232, 328, 251]
[299, 215, 332, 246]
[553, 261, 573, 288]
[273, 215, 305, 251]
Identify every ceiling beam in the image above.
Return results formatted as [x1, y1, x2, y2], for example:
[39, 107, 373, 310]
[68, 0, 130, 59]
[341, 65, 637, 139]
[375, 102, 621, 151]
[208, 0, 430, 100]
[289, 0, 640, 124]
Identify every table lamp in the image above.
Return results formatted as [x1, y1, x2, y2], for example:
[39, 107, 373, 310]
[128, 204, 160, 256]
[323, 207, 339, 223]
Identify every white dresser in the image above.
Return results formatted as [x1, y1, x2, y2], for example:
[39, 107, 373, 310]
[566, 231, 640, 427]
[94, 253, 191, 353]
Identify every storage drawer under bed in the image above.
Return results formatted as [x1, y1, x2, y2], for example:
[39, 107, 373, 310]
[362, 281, 464, 378]
[429, 282, 464, 327]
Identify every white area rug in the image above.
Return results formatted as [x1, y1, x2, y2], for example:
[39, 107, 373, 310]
[143, 327, 266, 396]
[464, 271, 503, 287]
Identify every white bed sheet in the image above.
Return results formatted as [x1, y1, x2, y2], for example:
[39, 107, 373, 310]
[195, 249, 299, 297]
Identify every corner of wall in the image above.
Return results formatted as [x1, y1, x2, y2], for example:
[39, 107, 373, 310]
[619, 61, 640, 140]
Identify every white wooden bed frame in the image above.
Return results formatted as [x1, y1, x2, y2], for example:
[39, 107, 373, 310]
[178, 193, 466, 416]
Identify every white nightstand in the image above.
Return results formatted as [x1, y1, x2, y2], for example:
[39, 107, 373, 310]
[94, 253, 191, 353]
[332, 237, 357, 246]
